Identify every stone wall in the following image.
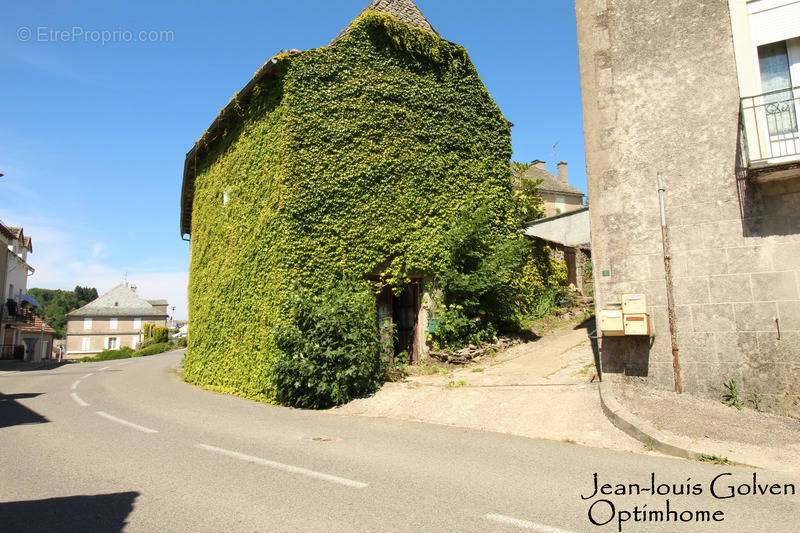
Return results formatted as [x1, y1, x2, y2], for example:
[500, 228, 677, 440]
[575, 0, 800, 415]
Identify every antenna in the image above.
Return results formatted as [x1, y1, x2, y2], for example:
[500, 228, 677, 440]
[552, 142, 560, 161]
[123, 271, 128, 286]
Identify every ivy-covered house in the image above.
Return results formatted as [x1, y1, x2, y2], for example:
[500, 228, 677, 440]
[179, 0, 518, 401]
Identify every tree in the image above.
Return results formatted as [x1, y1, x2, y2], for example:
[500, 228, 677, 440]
[27, 286, 99, 338]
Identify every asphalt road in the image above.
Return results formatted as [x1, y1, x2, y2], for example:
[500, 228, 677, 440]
[1, 350, 798, 532]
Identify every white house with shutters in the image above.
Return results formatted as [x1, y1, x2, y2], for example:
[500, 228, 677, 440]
[65, 283, 167, 357]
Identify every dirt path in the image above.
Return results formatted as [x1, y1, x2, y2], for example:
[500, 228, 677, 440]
[334, 322, 653, 454]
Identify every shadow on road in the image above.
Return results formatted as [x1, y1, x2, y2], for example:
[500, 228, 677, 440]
[575, 316, 601, 380]
[0, 491, 139, 532]
[0, 392, 49, 428]
[0, 361, 70, 373]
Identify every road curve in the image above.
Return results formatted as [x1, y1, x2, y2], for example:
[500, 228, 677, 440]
[1, 351, 798, 532]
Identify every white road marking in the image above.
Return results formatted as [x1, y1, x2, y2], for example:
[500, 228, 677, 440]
[194, 443, 368, 489]
[70, 380, 80, 391]
[117, 361, 134, 366]
[95, 411, 158, 434]
[98, 365, 113, 371]
[82, 373, 94, 379]
[485, 514, 574, 532]
[70, 392, 89, 407]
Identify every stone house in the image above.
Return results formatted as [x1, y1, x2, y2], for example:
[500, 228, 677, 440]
[512, 161, 585, 217]
[575, 0, 800, 413]
[65, 283, 167, 357]
[179, 0, 515, 397]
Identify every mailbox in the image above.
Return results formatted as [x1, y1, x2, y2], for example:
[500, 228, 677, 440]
[622, 294, 648, 314]
[623, 314, 650, 336]
[599, 310, 625, 336]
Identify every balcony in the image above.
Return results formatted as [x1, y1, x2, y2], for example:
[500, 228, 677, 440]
[1, 300, 36, 327]
[740, 86, 800, 183]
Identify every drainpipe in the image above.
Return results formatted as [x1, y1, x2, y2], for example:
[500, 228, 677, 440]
[658, 173, 682, 393]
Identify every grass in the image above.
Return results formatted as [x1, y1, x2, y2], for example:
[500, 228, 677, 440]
[446, 380, 467, 389]
[576, 360, 596, 376]
[698, 454, 735, 466]
[471, 367, 484, 373]
[644, 437, 655, 452]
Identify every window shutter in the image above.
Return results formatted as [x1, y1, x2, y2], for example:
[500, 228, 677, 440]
[104, 337, 109, 349]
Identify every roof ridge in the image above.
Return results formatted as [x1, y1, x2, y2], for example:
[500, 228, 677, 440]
[331, 0, 440, 45]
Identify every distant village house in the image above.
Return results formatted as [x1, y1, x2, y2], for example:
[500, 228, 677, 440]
[65, 283, 168, 358]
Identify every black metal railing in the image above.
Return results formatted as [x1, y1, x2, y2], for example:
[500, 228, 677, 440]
[0, 300, 36, 326]
[0, 344, 25, 360]
[741, 86, 800, 166]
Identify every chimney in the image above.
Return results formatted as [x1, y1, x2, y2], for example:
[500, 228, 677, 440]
[557, 162, 568, 183]
[532, 160, 546, 171]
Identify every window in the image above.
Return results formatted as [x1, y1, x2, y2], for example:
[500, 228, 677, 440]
[82, 338, 90, 351]
[555, 197, 566, 214]
[84, 318, 92, 330]
[107, 337, 119, 350]
[758, 41, 797, 135]
[109, 317, 118, 330]
[133, 318, 142, 329]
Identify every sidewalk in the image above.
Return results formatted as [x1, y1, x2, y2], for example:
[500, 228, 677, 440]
[334, 322, 652, 454]
[600, 380, 800, 473]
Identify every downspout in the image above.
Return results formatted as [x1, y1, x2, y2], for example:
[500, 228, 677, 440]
[658, 173, 682, 394]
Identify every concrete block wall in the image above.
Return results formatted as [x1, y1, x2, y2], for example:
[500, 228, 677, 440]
[575, 0, 800, 414]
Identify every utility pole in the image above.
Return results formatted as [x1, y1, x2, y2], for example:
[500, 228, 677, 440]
[658, 173, 682, 393]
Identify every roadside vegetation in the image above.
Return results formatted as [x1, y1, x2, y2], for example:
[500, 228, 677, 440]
[27, 286, 99, 338]
[79, 323, 187, 362]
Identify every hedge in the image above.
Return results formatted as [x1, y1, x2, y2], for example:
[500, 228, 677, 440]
[184, 11, 515, 403]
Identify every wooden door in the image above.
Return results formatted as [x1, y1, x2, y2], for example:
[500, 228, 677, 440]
[392, 283, 420, 363]
[565, 249, 577, 287]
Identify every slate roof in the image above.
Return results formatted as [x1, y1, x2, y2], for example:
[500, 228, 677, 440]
[331, 0, 439, 44]
[66, 284, 167, 318]
[512, 164, 585, 197]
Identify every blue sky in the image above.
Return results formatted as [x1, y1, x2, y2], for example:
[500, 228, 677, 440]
[0, 0, 585, 320]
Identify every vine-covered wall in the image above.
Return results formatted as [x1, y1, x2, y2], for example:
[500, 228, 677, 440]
[184, 12, 514, 400]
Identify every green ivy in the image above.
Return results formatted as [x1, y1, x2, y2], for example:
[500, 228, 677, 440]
[185, 12, 514, 402]
[270, 280, 385, 409]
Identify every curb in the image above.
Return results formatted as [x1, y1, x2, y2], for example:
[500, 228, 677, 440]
[597, 381, 761, 468]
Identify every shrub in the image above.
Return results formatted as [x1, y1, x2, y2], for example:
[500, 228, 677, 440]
[152, 327, 169, 344]
[175, 336, 187, 348]
[514, 243, 569, 320]
[135, 342, 173, 357]
[432, 205, 528, 348]
[269, 281, 384, 409]
[80, 346, 135, 362]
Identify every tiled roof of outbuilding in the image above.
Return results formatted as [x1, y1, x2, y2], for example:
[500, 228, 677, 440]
[17, 315, 57, 335]
[331, 0, 439, 44]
